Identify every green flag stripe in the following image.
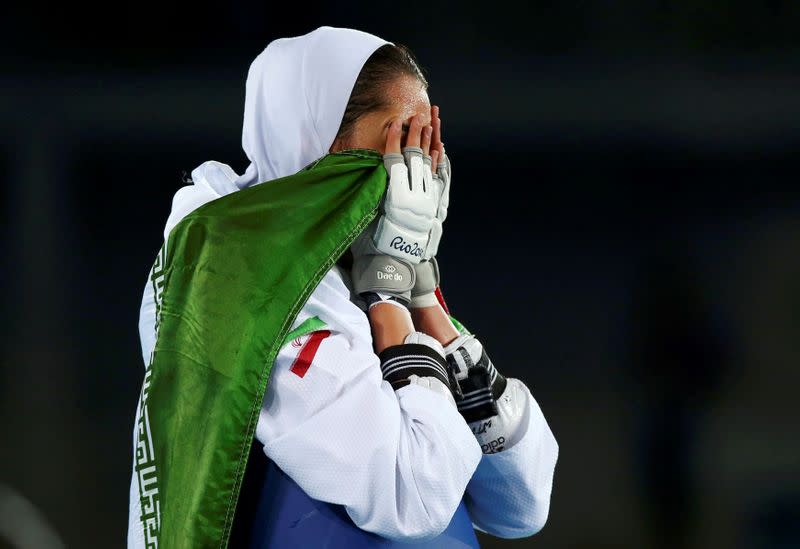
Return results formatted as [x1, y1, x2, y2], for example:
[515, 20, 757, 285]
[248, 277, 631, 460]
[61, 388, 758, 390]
[221, 204, 377, 546]
[449, 315, 471, 336]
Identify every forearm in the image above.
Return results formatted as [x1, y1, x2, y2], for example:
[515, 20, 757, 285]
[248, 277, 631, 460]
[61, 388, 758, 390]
[367, 302, 415, 354]
[410, 303, 460, 348]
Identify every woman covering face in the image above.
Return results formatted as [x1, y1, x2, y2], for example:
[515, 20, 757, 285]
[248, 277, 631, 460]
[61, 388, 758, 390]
[128, 26, 557, 548]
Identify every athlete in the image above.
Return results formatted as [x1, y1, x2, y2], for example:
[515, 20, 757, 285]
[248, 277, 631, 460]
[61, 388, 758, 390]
[129, 26, 558, 547]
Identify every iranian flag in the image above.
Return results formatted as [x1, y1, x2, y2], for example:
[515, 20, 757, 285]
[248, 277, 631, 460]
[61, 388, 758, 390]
[130, 149, 387, 547]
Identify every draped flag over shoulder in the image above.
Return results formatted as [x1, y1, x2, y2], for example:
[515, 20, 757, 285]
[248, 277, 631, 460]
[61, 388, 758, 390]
[131, 149, 386, 548]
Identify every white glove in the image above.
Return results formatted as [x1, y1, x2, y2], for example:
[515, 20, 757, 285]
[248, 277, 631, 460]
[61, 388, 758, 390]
[350, 147, 438, 306]
[374, 146, 438, 263]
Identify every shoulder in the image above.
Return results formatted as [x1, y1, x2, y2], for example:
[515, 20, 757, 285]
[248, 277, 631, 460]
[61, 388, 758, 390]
[162, 161, 240, 244]
[262, 264, 379, 423]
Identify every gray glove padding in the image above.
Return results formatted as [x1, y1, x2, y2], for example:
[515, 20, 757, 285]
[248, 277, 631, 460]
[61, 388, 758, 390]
[409, 257, 440, 308]
[350, 217, 416, 305]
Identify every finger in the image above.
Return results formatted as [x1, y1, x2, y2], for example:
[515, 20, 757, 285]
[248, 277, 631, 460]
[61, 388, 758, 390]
[434, 124, 443, 163]
[431, 107, 442, 150]
[435, 143, 450, 180]
[431, 149, 440, 173]
[405, 113, 423, 149]
[385, 118, 402, 154]
[421, 125, 432, 156]
[431, 105, 443, 157]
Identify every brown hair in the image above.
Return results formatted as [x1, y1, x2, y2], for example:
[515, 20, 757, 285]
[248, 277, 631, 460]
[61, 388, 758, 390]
[334, 43, 428, 143]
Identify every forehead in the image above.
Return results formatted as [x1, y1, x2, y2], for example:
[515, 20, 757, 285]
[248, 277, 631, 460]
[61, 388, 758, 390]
[384, 75, 431, 125]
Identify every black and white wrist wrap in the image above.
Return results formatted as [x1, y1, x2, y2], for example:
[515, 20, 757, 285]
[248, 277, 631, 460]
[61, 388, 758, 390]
[378, 332, 453, 397]
[444, 333, 507, 423]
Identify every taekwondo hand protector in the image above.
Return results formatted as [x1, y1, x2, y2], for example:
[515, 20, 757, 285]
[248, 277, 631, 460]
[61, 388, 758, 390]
[444, 333, 525, 454]
[350, 217, 416, 307]
[469, 377, 528, 454]
[349, 147, 438, 305]
[375, 146, 438, 263]
[410, 153, 451, 308]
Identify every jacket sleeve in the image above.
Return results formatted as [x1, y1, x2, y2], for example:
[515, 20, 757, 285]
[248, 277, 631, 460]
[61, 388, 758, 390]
[464, 378, 559, 538]
[254, 274, 483, 542]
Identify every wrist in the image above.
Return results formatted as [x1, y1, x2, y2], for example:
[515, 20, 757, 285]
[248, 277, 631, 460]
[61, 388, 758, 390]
[410, 303, 460, 348]
[367, 298, 414, 354]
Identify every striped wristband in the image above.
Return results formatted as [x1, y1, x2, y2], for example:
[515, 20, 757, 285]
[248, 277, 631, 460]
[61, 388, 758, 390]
[378, 342, 451, 392]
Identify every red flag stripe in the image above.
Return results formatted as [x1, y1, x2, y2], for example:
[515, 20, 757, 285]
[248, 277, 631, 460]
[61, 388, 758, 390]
[290, 330, 331, 378]
[435, 286, 450, 315]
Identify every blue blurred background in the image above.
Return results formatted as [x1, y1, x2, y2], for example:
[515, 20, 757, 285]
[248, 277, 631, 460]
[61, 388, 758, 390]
[1, 2, 799, 547]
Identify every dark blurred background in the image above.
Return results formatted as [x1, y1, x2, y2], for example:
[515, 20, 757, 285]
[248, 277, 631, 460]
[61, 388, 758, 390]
[2, 2, 799, 548]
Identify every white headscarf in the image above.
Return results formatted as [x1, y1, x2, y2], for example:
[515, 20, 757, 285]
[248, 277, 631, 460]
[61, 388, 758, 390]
[189, 26, 390, 197]
[161, 26, 390, 242]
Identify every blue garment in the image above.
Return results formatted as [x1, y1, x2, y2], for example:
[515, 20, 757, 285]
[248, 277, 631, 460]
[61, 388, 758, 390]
[230, 442, 479, 548]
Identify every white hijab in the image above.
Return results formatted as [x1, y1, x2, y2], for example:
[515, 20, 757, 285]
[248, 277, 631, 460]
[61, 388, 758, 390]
[162, 27, 390, 241]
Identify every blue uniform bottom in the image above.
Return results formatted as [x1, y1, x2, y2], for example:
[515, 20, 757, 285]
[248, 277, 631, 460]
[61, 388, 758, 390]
[229, 440, 480, 548]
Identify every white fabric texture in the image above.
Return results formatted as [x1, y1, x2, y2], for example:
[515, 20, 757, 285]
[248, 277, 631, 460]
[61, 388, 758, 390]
[406, 374, 457, 408]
